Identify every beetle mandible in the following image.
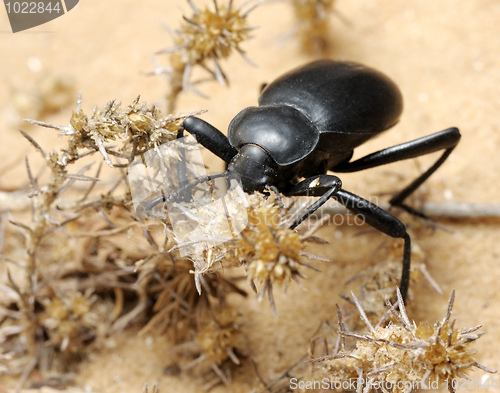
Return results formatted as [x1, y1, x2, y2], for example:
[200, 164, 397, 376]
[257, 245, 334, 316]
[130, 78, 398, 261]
[165, 60, 461, 302]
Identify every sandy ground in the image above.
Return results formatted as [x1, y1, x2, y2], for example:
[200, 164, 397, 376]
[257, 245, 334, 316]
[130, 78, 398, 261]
[2, 0, 500, 392]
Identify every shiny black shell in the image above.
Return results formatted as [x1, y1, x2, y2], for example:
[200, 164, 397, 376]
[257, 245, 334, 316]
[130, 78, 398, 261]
[228, 60, 403, 166]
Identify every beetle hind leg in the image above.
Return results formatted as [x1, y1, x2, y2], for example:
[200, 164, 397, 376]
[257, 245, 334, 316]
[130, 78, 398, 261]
[286, 180, 412, 302]
[333, 127, 461, 217]
[388, 144, 456, 211]
[331, 189, 412, 302]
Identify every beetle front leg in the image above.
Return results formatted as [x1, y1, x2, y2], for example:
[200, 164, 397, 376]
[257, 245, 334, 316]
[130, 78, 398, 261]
[178, 118, 239, 201]
[181, 117, 238, 164]
[284, 174, 342, 229]
[140, 118, 237, 210]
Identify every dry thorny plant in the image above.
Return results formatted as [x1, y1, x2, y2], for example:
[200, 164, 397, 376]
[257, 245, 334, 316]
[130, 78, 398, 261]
[151, 0, 343, 110]
[151, 0, 260, 113]
[0, 94, 230, 387]
[1, 2, 495, 390]
[170, 306, 248, 389]
[340, 226, 443, 327]
[0, 91, 329, 388]
[230, 194, 332, 315]
[0, 3, 285, 388]
[1, 97, 495, 391]
[307, 289, 497, 393]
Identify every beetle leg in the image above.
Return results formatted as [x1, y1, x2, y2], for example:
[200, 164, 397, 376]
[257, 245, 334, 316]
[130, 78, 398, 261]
[138, 171, 230, 212]
[265, 184, 285, 212]
[284, 174, 342, 229]
[286, 180, 412, 302]
[174, 129, 192, 202]
[181, 117, 238, 164]
[332, 127, 461, 212]
[143, 117, 237, 209]
[335, 190, 411, 303]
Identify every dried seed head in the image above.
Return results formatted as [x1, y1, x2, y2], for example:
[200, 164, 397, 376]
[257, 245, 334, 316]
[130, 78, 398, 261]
[172, 1, 252, 70]
[154, 0, 259, 110]
[233, 194, 327, 313]
[195, 307, 246, 366]
[173, 306, 247, 386]
[313, 291, 497, 393]
[29, 95, 202, 167]
[241, 200, 305, 287]
[41, 290, 98, 352]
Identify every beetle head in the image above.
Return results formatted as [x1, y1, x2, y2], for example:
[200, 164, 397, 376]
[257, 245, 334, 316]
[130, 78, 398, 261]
[228, 144, 278, 193]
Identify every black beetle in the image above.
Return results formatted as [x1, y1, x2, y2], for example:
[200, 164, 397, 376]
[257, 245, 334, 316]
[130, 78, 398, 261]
[156, 60, 461, 302]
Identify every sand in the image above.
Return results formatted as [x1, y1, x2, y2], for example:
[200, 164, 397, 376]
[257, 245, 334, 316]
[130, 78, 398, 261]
[1, 1, 500, 392]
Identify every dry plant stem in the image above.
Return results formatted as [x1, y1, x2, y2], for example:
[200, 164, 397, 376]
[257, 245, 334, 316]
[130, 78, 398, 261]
[291, 0, 336, 56]
[18, 131, 64, 273]
[142, 384, 160, 393]
[13, 129, 80, 366]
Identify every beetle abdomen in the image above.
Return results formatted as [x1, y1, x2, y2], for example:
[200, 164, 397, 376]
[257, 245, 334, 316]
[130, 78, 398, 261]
[259, 60, 403, 144]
